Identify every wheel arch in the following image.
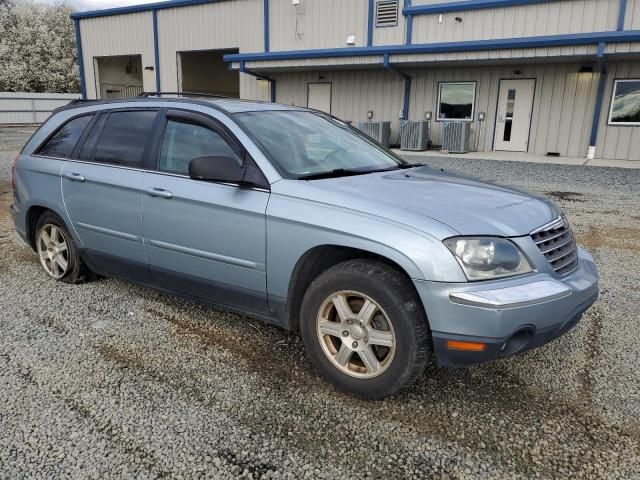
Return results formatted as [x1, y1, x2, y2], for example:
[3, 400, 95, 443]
[25, 204, 70, 251]
[284, 244, 425, 331]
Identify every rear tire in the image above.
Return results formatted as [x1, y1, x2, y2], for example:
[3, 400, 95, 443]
[35, 211, 92, 284]
[300, 259, 431, 399]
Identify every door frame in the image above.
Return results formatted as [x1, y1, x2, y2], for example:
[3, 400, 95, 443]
[307, 82, 333, 114]
[491, 77, 537, 152]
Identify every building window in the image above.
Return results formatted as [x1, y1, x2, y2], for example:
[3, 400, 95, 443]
[608, 79, 640, 126]
[375, 0, 398, 27]
[437, 82, 476, 121]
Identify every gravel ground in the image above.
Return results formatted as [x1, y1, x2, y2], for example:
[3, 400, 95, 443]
[1, 126, 639, 479]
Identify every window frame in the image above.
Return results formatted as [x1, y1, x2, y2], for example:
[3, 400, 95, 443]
[71, 108, 161, 170]
[607, 78, 640, 127]
[149, 108, 270, 190]
[436, 81, 477, 123]
[33, 112, 96, 160]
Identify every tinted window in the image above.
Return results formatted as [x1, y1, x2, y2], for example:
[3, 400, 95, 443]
[38, 115, 93, 158]
[93, 111, 157, 167]
[159, 118, 240, 174]
[77, 114, 106, 161]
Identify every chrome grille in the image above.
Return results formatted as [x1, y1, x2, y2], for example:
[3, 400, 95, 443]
[531, 216, 578, 275]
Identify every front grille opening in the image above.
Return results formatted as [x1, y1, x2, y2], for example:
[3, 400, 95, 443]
[531, 219, 578, 275]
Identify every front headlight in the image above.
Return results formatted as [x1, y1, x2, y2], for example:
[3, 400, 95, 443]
[443, 237, 533, 281]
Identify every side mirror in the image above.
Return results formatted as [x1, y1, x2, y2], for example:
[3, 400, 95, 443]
[188, 156, 244, 183]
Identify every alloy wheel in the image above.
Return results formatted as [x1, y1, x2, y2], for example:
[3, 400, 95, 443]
[316, 290, 396, 378]
[36, 224, 70, 279]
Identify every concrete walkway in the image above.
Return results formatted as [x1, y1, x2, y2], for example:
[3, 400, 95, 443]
[392, 148, 640, 169]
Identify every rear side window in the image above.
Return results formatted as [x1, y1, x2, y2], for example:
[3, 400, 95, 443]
[159, 118, 241, 175]
[93, 111, 157, 167]
[37, 115, 93, 158]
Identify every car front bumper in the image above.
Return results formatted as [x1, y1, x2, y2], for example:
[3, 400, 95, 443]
[413, 247, 599, 367]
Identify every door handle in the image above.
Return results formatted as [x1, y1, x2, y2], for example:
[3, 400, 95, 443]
[63, 172, 85, 182]
[144, 187, 172, 199]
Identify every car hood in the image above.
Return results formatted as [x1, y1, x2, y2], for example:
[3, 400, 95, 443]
[287, 166, 559, 237]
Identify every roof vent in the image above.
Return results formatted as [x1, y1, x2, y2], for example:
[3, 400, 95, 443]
[375, 0, 398, 27]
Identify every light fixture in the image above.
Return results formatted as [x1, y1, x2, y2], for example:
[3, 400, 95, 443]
[346, 34, 356, 46]
[367, 110, 374, 119]
[478, 112, 486, 121]
[579, 65, 594, 73]
[425, 111, 432, 121]
[454, 16, 463, 22]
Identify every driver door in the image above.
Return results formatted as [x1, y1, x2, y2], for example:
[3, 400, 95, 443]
[142, 110, 270, 314]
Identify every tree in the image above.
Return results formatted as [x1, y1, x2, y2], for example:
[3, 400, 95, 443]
[0, 0, 79, 93]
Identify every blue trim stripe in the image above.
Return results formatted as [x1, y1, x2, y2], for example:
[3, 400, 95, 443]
[225, 30, 640, 63]
[617, 0, 628, 31]
[71, 0, 223, 19]
[404, 0, 561, 15]
[73, 19, 86, 99]
[152, 10, 161, 92]
[264, 0, 270, 52]
[367, 0, 374, 47]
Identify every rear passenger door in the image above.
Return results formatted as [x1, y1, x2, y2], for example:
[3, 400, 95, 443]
[61, 109, 159, 281]
[142, 109, 270, 314]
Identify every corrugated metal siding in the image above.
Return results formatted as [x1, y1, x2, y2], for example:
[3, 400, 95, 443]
[411, 0, 619, 44]
[409, 63, 599, 157]
[79, 12, 155, 99]
[274, 70, 406, 141]
[391, 45, 598, 64]
[625, 0, 640, 29]
[595, 62, 640, 161]
[156, 0, 263, 93]
[269, 0, 368, 51]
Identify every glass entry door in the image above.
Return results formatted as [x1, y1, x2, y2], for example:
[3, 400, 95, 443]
[494, 79, 535, 152]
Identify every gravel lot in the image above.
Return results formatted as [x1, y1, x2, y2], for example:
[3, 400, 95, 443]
[1, 126, 639, 479]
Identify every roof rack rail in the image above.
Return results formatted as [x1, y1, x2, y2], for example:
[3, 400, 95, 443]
[138, 92, 231, 99]
[67, 98, 104, 105]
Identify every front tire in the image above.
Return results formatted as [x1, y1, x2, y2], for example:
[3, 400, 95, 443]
[300, 259, 431, 399]
[35, 211, 92, 284]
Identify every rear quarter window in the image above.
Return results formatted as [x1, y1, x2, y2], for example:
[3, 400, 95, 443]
[36, 115, 93, 159]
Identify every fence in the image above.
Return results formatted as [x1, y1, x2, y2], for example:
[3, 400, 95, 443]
[0, 92, 81, 125]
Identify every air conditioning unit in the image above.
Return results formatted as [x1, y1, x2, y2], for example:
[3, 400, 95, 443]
[442, 121, 471, 153]
[357, 121, 391, 148]
[400, 121, 430, 151]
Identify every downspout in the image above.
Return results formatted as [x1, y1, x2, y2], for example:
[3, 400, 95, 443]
[152, 10, 161, 92]
[73, 19, 87, 99]
[404, 0, 413, 45]
[383, 53, 411, 121]
[239, 61, 276, 103]
[367, 0, 375, 46]
[587, 42, 607, 160]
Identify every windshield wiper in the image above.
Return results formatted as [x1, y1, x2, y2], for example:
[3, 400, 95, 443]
[398, 162, 427, 169]
[298, 168, 378, 180]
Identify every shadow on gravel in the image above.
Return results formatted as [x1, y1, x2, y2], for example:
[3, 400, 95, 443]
[546, 191, 585, 202]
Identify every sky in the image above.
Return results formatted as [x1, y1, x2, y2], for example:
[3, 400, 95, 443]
[36, 0, 161, 12]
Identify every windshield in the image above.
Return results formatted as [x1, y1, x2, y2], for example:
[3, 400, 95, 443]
[234, 110, 405, 179]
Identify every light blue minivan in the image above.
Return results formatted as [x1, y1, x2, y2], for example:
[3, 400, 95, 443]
[11, 95, 598, 398]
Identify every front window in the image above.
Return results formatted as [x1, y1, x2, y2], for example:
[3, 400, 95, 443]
[608, 79, 640, 125]
[437, 82, 476, 121]
[234, 111, 404, 179]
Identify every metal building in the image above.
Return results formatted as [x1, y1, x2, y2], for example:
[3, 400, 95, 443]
[72, 0, 640, 161]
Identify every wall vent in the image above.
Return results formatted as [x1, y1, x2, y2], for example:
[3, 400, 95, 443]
[375, 0, 398, 27]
